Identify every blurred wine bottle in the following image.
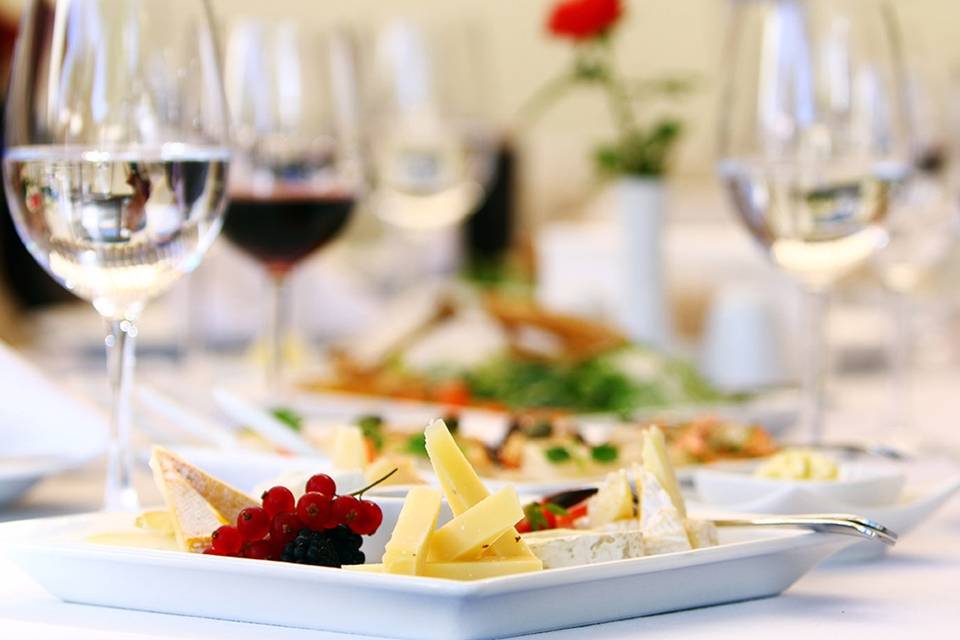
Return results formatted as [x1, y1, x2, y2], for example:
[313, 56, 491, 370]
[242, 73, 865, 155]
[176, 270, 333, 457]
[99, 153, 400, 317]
[464, 142, 515, 260]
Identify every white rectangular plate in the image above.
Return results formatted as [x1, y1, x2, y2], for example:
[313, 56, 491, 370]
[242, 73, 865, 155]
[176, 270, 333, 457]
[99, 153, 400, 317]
[1, 506, 854, 640]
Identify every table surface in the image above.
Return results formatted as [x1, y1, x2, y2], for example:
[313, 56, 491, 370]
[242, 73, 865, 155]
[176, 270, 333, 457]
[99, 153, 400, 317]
[2, 372, 960, 638]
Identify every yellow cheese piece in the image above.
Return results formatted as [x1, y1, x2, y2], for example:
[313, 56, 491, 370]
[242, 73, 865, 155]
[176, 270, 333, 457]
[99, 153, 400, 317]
[364, 454, 425, 486]
[587, 469, 635, 527]
[151, 447, 257, 523]
[88, 530, 179, 552]
[333, 425, 367, 471]
[429, 486, 524, 561]
[642, 426, 686, 518]
[149, 460, 222, 553]
[424, 419, 533, 558]
[382, 486, 442, 575]
[135, 509, 174, 535]
[344, 558, 542, 581]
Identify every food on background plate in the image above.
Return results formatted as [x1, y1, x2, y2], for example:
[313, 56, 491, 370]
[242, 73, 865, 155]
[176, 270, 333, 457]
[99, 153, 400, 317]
[754, 449, 839, 481]
[301, 287, 743, 414]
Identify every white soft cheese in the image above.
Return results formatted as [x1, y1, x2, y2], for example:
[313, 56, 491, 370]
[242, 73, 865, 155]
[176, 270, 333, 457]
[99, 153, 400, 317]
[638, 468, 692, 555]
[522, 528, 645, 569]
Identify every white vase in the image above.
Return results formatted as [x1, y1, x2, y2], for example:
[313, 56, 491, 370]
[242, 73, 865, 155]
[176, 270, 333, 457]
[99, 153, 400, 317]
[611, 177, 671, 349]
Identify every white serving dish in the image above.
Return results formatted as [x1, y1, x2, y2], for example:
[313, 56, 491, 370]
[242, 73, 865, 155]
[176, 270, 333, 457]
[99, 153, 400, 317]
[1, 502, 860, 640]
[693, 461, 907, 509]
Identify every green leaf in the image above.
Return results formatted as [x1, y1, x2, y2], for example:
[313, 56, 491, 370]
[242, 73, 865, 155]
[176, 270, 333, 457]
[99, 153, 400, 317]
[523, 502, 550, 532]
[543, 502, 570, 516]
[405, 433, 428, 458]
[357, 415, 385, 452]
[270, 407, 303, 432]
[591, 443, 620, 464]
[544, 446, 572, 464]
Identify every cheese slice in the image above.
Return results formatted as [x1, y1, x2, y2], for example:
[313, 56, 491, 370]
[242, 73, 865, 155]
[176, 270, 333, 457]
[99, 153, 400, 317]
[344, 557, 543, 581]
[642, 426, 686, 518]
[150, 458, 222, 553]
[364, 454, 425, 486]
[135, 509, 174, 535]
[88, 530, 179, 552]
[587, 469, 634, 527]
[429, 486, 524, 561]
[151, 447, 257, 523]
[685, 518, 719, 549]
[424, 419, 533, 558]
[332, 425, 367, 471]
[383, 486, 442, 575]
[636, 465, 691, 556]
[523, 528, 644, 569]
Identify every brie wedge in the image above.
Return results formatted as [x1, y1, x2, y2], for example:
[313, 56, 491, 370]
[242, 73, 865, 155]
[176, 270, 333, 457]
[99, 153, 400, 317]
[636, 466, 691, 555]
[522, 528, 645, 569]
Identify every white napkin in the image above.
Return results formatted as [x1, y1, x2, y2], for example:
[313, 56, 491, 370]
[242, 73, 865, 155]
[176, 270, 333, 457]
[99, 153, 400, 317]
[0, 341, 108, 462]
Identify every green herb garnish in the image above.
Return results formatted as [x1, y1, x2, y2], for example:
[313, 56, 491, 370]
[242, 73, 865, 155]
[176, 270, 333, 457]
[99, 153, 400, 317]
[543, 502, 569, 516]
[405, 433, 428, 458]
[591, 443, 619, 464]
[526, 420, 554, 439]
[356, 414, 384, 452]
[544, 446, 572, 464]
[522, 502, 550, 531]
[270, 407, 303, 432]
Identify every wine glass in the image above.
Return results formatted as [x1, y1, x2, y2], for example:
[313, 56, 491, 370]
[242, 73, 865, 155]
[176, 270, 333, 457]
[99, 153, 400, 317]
[221, 20, 362, 387]
[718, 0, 911, 443]
[3, 0, 230, 510]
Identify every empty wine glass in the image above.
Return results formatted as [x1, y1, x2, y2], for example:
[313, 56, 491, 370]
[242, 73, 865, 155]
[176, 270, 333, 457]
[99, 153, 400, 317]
[3, 0, 230, 510]
[221, 19, 363, 387]
[718, 0, 911, 443]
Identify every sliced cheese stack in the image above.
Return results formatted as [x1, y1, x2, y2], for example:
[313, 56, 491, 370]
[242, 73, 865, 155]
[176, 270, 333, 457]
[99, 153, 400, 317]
[353, 420, 543, 580]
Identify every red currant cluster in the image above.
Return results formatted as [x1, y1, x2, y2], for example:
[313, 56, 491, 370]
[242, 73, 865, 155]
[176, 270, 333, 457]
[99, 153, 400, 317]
[204, 473, 384, 561]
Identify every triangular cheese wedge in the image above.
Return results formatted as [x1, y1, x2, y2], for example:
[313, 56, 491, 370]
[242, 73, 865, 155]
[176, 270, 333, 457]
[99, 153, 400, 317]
[641, 426, 686, 518]
[635, 466, 692, 555]
[150, 455, 222, 553]
[151, 446, 258, 523]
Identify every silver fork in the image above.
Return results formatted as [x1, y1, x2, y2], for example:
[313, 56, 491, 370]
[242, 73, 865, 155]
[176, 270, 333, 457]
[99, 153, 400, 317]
[711, 514, 898, 546]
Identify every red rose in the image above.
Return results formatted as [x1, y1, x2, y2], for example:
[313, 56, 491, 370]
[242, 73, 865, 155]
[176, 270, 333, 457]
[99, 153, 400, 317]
[547, 0, 623, 41]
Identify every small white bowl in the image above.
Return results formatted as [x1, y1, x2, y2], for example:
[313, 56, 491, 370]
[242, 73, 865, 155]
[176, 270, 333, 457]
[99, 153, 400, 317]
[693, 461, 907, 511]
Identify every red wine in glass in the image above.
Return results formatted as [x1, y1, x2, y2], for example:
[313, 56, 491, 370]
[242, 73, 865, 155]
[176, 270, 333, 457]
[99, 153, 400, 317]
[222, 190, 354, 274]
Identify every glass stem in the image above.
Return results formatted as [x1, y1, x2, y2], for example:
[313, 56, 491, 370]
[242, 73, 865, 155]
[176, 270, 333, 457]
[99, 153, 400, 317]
[266, 270, 291, 390]
[801, 288, 829, 445]
[888, 289, 912, 438]
[104, 317, 140, 512]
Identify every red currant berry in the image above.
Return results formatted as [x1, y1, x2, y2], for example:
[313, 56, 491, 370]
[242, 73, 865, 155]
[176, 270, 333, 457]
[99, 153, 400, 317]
[242, 539, 276, 560]
[354, 499, 383, 535]
[210, 525, 243, 555]
[305, 473, 336, 496]
[270, 511, 303, 545]
[236, 507, 270, 541]
[331, 495, 362, 532]
[261, 486, 295, 518]
[203, 547, 226, 555]
[296, 492, 332, 531]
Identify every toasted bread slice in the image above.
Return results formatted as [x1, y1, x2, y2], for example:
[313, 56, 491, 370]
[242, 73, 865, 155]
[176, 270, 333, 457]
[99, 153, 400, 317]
[151, 446, 258, 523]
[149, 456, 222, 553]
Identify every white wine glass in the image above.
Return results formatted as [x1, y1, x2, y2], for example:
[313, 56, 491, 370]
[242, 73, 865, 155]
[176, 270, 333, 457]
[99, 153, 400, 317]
[718, 0, 911, 443]
[3, 0, 230, 510]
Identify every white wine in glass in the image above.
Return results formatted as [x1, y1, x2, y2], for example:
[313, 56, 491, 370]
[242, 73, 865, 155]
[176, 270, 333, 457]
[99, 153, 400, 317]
[718, 0, 911, 443]
[3, 0, 230, 510]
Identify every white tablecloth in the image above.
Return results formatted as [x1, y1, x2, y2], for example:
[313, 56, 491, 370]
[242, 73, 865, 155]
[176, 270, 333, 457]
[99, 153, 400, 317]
[2, 374, 960, 638]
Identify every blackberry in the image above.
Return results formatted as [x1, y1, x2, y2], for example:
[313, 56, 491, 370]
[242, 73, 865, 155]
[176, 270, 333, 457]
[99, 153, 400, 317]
[279, 527, 366, 567]
[328, 524, 363, 551]
[281, 530, 340, 567]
